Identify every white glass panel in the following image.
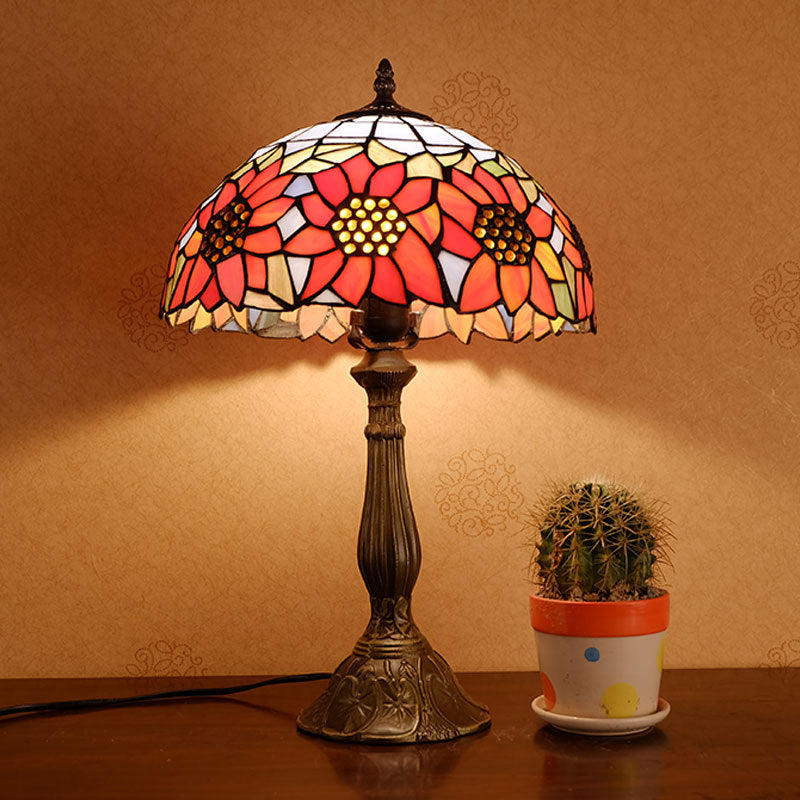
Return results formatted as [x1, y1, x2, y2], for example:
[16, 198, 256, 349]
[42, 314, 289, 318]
[470, 148, 496, 162]
[415, 124, 462, 146]
[311, 289, 344, 304]
[550, 225, 564, 252]
[178, 219, 198, 249]
[287, 257, 311, 293]
[327, 119, 375, 139]
[375, 120, 418, 140]
[286, 175, 314, 196]
[438, 251, 472, 300]
[277, 207, 305, 239]
[536, 194, 554, 215]
[288, 121, 338, 141]
[447, 126, 492, 150]
[383, 138, 425, 155]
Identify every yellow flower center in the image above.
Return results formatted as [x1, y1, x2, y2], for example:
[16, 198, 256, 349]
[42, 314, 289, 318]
[473, 204, 532, 266]
[330, 196, 407, 257]
[200, 199, 251, 263]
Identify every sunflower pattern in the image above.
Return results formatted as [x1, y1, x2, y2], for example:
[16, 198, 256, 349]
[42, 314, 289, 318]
[162, 115, 595, 343]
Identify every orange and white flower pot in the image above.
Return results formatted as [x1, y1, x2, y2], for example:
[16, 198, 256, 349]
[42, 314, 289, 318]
[530, 593, 669, 720]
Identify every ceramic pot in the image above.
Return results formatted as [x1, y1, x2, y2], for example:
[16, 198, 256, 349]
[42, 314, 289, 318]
[530, 593, 669, 719]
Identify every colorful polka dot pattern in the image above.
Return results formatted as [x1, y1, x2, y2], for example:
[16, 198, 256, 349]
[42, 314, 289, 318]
[584, 646, 600, 662]
[601, 682, 640, 718]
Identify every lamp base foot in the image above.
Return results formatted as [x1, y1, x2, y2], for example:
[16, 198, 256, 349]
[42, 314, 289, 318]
[297, 644, 491, 744]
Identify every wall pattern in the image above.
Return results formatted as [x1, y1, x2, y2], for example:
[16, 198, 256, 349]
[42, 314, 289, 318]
[750, 261, 800, 349]
[435, 449, 525, 538]
[1, 0, 799, 678]
[119, 265, 189, 352]
[431, 71, 518, 148]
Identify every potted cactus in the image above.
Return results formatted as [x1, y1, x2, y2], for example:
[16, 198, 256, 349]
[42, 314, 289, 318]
[528, 481, 673, 735]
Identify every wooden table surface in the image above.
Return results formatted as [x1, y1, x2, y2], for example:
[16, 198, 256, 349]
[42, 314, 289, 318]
[0, 669, 797, 799]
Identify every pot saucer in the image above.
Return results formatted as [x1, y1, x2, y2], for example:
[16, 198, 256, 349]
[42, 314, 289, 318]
[531, 695, 670, 736]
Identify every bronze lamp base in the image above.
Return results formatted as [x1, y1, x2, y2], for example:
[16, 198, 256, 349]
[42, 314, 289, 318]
[297, 301, 491, 743]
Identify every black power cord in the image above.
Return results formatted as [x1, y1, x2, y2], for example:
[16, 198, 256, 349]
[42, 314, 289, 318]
[0, 672, 332, 719]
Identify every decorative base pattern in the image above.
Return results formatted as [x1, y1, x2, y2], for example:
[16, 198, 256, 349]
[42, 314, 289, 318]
[297, 633, 491, 743]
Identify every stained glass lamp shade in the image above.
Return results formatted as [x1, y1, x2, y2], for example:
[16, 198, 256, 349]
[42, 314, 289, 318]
[161, 60, 596, 744]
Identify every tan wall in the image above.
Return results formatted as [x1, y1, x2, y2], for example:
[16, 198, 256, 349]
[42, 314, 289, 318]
[2, 0, 799, 678]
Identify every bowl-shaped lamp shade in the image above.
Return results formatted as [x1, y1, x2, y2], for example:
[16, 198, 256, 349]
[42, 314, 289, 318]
[161, 85, 595, 344]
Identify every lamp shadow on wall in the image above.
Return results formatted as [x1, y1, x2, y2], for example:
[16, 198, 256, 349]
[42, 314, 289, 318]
[1, 257, 783, 481]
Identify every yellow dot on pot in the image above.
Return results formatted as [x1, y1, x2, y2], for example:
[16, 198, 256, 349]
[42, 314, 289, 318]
[657, 638, 665, 673]
[601, 683, 639, 718]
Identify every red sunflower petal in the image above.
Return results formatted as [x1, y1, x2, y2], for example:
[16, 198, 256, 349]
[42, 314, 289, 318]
[406, 204, 441, 245]
[530, 259, 557, 318]
[213, 182, 237, 214]
[314, 167, 349, 207]
[473, 166, 510, 204]
[371, 256, 407, 303]
[247, 175, 293, 209]
[285, 226, 336, 256]
[368, 163, 405, 197]
[342, 153, 375, 194]
[437, 183, 477, 230]
[526, 206, 553, 239]
[200, 278, 222, 310]
[250, 196, 294, 227]
[459, 253, 500, 312]
[584, 274, 595, 315]
[241, 161, 282, 199]
[301, 250, 345, 299]
[331, 256, 372, 305]
[392, 178, 432, 215]
[302, 194, 335, 227]
[563, 239, 582, 270]
[244, 227, 281, 255]
[198, 203, 213, 230]
[451, 169, 492, 205]
[183, 256, 210, 305]
[392, 228, 443, 304]
[499, 265, 530, 314]
[576, 271, 586, 318]
[441, 216, 480, 259]
[216, 254, 246, 308]
[501, 176, 527, 212]
[245, 254, 267, 290]
[167, 246, 179, 279]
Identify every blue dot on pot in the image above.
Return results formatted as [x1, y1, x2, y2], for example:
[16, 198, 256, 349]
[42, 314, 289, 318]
[584, 646, 600, 662]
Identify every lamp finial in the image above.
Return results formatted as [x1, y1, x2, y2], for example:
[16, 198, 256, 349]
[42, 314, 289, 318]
[373, 58, 396, 104]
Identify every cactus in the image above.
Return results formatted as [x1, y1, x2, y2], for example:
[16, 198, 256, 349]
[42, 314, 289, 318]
[530, 481, 672, 601]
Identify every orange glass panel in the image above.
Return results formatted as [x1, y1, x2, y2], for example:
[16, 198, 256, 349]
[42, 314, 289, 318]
[182, 257, 210, 306]
[473, 166, 510, 204]
[245, 254, 267, 290]
[242, 161, 281, 199]
[530, 259, 557, 318]
[526, 206, 553, 239]
[501, 176, 527, 212]
[244, 227, 281, 255]
[297, 304, 329, 339]
[392, 228, 443, 304]
[512, 303, 534, 341]
[342, 153, 375, 193]
[441, 216, 480, 259]
[250, 197, 294, 227]
[459, 253, 500, 312]
[212, 182, 237, 214]
[301, 194, 335, 227]
[406, 204, 441, 245]
[499, 265, 531, 314]
[445, 307, 474, 343]
[285, 226, 335, 256]
[216, 253, 246, 308]
[301, 250, 345, 299]
[437, 183, 477, 230]
[184, 230, 202, 258]
[451, 169, 492, 205]
[418, 305, 448, 338]
[179, 208, 199, 240]
[371, 256, 406, 303]
[331, 256, 371, 305]
[534, 241, 564, 280]
[392, 179, 433, 214]
[247, 175, 293, 209]
[563, 238, 582, 270]
[473, 307, 509, 340]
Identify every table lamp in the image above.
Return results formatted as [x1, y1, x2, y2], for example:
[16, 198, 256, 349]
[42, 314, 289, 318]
[160, 59, 595, 744]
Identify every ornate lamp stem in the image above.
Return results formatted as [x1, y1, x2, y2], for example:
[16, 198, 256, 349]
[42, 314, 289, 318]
[297, 305, 491, 743]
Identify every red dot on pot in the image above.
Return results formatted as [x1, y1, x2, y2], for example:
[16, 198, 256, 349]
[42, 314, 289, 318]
[541, 672, 556, 710]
